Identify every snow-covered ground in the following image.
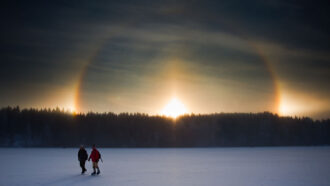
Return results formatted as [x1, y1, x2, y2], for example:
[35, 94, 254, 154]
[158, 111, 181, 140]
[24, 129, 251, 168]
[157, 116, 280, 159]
[1, 147, 329, 186]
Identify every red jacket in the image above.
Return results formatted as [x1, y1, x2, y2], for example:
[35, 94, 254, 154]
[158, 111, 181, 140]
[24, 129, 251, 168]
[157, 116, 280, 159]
[89, 148, 100, 162]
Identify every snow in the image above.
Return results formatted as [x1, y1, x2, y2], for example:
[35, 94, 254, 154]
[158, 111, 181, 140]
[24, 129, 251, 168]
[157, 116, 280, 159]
[1, 147, 330, 186]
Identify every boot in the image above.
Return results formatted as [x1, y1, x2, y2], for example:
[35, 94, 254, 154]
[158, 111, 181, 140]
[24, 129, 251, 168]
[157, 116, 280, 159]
[97, 168, 100, 175]
[91, 168, 96, 175]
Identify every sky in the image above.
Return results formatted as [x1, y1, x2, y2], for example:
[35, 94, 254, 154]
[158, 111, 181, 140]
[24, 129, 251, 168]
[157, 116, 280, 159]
[0, 0, 329, 119]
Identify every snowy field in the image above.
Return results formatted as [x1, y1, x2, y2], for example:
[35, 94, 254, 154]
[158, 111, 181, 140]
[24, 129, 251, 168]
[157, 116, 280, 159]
[1, 147, 330, 186]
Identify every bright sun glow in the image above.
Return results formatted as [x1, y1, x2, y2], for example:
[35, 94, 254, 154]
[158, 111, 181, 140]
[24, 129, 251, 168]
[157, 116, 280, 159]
[66, 104, 76, 114]
[278, 92, 324, 117]
[160, 98, 188, 118]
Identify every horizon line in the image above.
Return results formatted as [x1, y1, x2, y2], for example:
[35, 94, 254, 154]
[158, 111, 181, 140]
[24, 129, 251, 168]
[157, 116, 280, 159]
[1, 105, 327, 120]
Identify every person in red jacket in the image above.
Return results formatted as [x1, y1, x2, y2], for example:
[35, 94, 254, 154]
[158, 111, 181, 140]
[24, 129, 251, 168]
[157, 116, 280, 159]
[88, 144, 101, 175]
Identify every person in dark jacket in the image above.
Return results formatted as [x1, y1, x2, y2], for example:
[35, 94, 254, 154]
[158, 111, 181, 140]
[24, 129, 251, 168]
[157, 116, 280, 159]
[78, 145, 88, 174]
[88, 144, 101, 175]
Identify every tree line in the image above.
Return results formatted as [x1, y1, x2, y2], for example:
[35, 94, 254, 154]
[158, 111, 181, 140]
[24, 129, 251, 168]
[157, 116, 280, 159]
[0, 106, 329, 147]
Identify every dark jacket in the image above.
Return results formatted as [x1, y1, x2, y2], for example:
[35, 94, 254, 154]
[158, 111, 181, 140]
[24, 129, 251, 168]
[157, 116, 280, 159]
[78, 148, 88, 161]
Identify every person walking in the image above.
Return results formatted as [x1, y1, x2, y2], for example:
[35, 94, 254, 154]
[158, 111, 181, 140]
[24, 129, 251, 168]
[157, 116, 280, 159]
[88, 144, 102, 175]
[78, 145, 88, 174]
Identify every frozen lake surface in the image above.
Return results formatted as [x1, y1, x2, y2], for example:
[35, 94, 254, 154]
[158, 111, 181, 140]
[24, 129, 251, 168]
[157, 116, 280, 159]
[1, 147, 330, 186]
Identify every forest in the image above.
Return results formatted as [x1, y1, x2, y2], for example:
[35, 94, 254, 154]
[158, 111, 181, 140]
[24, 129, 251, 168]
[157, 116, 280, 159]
[0, 106, 329, 147]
